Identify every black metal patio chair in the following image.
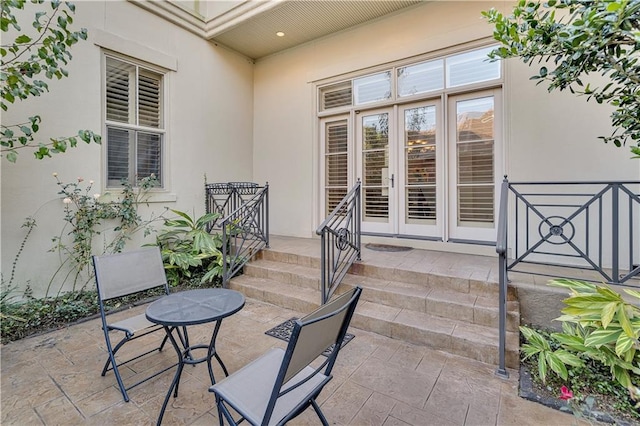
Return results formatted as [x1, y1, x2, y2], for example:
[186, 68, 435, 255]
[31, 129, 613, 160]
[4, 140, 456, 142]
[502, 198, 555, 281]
[209, 286, 362, 426]
[92, 246, 176, 402]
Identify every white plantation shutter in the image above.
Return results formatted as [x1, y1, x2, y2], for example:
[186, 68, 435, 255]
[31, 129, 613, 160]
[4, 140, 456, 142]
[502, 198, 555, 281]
[324, 120, 348, 215]
[455, 96, 495, 226]
[446, 46, 500, 88]
[105, 56, 164, 187]
[106, 58, 133, 123]
[404, 106, 437, 223]
[398, 60, 444, 98]
[362, 113, 389, 220]
[354, 72, 391, 106]
[320, 82, 352, 111]
[138, 70, 162, 128]
[107, 127, 132, 185]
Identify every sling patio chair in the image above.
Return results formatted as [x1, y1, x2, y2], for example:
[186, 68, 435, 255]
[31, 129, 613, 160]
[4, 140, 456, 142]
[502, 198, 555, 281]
[209, 286, 362, 426]
[92, 246, 177, 402]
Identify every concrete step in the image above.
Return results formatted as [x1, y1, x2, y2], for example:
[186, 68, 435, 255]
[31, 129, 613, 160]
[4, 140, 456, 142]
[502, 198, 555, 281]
[257, 248, 518, 301]
[244, 257, 520, 332]
[229, 274, 520, 369]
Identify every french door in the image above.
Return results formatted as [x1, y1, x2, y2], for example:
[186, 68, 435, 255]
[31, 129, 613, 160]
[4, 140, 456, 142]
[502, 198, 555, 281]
[323, 89, 501, 243]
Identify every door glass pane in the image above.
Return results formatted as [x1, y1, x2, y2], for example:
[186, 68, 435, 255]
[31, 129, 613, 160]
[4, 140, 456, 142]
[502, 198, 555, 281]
[456, 96, 494, 227]
[362, 114, 389, 221]
[404, 106, 436, 224]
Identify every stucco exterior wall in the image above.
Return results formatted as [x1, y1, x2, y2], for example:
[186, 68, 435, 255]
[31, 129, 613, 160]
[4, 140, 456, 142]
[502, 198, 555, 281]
[252, 1, 639, 241]
[1, 1, 254, 297]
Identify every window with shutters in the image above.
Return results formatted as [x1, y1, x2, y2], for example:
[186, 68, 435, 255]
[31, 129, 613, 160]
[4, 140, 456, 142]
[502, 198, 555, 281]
[104, 55, 165, 188]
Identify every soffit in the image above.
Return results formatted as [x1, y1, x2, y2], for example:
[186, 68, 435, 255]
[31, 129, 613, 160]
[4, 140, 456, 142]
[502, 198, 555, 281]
[208, 0, 424, 60]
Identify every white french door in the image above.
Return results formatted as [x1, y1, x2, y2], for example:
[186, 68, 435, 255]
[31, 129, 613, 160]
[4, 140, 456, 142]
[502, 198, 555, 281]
[356, 108, 396, 234]
[397, 100, 442, 238]
[447, 89, 502, 242]
[324, 90, 501, 243]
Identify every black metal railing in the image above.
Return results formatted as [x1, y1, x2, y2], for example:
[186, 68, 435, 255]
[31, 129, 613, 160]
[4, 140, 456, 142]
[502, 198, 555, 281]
[205, 182, 261, 232]
[316, 180, 361, 304]
[205, 182, 269, 286]
[496, 177, 640, 376]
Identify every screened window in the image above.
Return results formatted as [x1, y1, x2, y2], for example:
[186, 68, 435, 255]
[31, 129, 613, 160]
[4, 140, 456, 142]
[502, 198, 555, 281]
[105, 56, 164, 187]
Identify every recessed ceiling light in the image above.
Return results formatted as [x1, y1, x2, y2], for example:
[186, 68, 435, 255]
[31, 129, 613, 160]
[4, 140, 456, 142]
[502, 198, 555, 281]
[276, 31, 285, 37]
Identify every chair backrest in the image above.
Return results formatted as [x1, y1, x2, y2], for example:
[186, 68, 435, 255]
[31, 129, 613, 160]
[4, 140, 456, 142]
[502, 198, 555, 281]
[283, 287, 361, 383]
[92, 247, 169, 301]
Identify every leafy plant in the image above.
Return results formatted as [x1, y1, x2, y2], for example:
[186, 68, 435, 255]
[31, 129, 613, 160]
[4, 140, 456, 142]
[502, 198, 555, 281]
[483, 0, 640, 157]
[154, 209, 224, 287]
[549, 279, 640, 398]
[1, 0, 101, 162]
[48, 173, 163, 295]
[520, 325, 583, 384]
[520, 278, 640, 409]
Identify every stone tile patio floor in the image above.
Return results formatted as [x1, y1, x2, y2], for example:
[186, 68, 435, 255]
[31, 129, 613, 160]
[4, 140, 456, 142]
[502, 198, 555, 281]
[1, 296, 580, 426]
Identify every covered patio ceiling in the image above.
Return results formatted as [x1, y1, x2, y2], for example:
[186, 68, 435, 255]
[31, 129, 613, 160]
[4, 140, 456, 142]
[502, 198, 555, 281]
[207, 0, 425, 60]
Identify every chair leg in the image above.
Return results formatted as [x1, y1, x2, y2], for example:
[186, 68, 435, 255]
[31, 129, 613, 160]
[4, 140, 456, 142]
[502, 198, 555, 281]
[310, 399, 329, 426]
[102, 331, 130, 402]
[101, 334, 130, 376]
[217, 400, 238, 426]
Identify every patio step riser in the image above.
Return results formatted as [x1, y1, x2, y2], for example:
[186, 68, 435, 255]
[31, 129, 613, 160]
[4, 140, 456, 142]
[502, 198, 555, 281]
[337, 281, 519, 332]
[229, 275, 519, 369]
[258, 249, 517, 301]
[243, 259, 519, 332]
[350, 311, 520, 369]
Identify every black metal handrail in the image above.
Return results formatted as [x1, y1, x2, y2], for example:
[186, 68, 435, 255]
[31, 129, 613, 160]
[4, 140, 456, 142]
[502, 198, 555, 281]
[495, 177, 509, 379]
[205, 182, 261, 232]
[315, 180, 361, 304]
[495, 177, 640, 378]
[205, 182, 269, 286]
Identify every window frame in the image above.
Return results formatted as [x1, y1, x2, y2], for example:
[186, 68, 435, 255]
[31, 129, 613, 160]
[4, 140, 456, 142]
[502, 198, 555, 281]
[102, 52, 168, 189]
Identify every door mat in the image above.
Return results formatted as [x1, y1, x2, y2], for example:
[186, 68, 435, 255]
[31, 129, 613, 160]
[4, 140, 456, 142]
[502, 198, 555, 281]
[365, 243, 412, 252]
[265, 317, 355, 357]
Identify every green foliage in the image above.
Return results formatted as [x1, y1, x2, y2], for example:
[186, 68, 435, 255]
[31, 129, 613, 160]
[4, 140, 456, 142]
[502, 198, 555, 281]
[1, 0, 101, 161]
[155, 209, 224, 287]
[483, 0, 640, 157]
[549, 279, 640, 394]
[48, 173, 163, 295]
[520, 278, 640, 409]
[520, 325, 584, 383]
[0, 289, 99, 343]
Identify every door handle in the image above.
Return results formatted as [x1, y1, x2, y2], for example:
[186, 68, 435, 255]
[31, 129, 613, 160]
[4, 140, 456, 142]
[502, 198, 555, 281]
[390, 174, 394, 188]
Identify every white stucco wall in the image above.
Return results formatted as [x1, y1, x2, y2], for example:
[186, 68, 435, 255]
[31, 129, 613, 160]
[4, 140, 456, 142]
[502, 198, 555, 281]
[252, 1, 639, 242]
[1, 1, 254, 297]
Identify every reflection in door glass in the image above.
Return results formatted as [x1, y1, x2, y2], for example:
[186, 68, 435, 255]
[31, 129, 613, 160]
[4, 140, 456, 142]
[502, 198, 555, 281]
[404, 106, 437, 224]
[456, 96, 494, 227]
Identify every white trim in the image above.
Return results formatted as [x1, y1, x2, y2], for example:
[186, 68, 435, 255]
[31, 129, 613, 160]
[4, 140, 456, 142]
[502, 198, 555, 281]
[93, 29, 178, 71]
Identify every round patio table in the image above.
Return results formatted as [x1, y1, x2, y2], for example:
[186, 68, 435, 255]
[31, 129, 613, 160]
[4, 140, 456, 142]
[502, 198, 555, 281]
[146, 288, 245, 425]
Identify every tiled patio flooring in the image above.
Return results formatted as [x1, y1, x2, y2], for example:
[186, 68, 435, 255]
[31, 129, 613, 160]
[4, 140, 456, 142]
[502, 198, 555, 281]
[1, 296, 577, 425]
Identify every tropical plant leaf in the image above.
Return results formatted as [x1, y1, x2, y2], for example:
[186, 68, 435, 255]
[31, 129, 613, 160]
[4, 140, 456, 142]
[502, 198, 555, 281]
[601, 301, 619, 328]
[584, 328, 622, 347]
[546, 352, 569, 380]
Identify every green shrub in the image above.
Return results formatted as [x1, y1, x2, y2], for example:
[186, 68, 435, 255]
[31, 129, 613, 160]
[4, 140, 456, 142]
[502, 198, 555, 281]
[520, 278, 640, 408]
[154, 209, 223, 287]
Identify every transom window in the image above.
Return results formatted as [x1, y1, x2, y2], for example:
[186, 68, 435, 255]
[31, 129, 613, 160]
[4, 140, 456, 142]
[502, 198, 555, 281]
[104, 55, 165, 187]
[319, 45, 500, 112]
